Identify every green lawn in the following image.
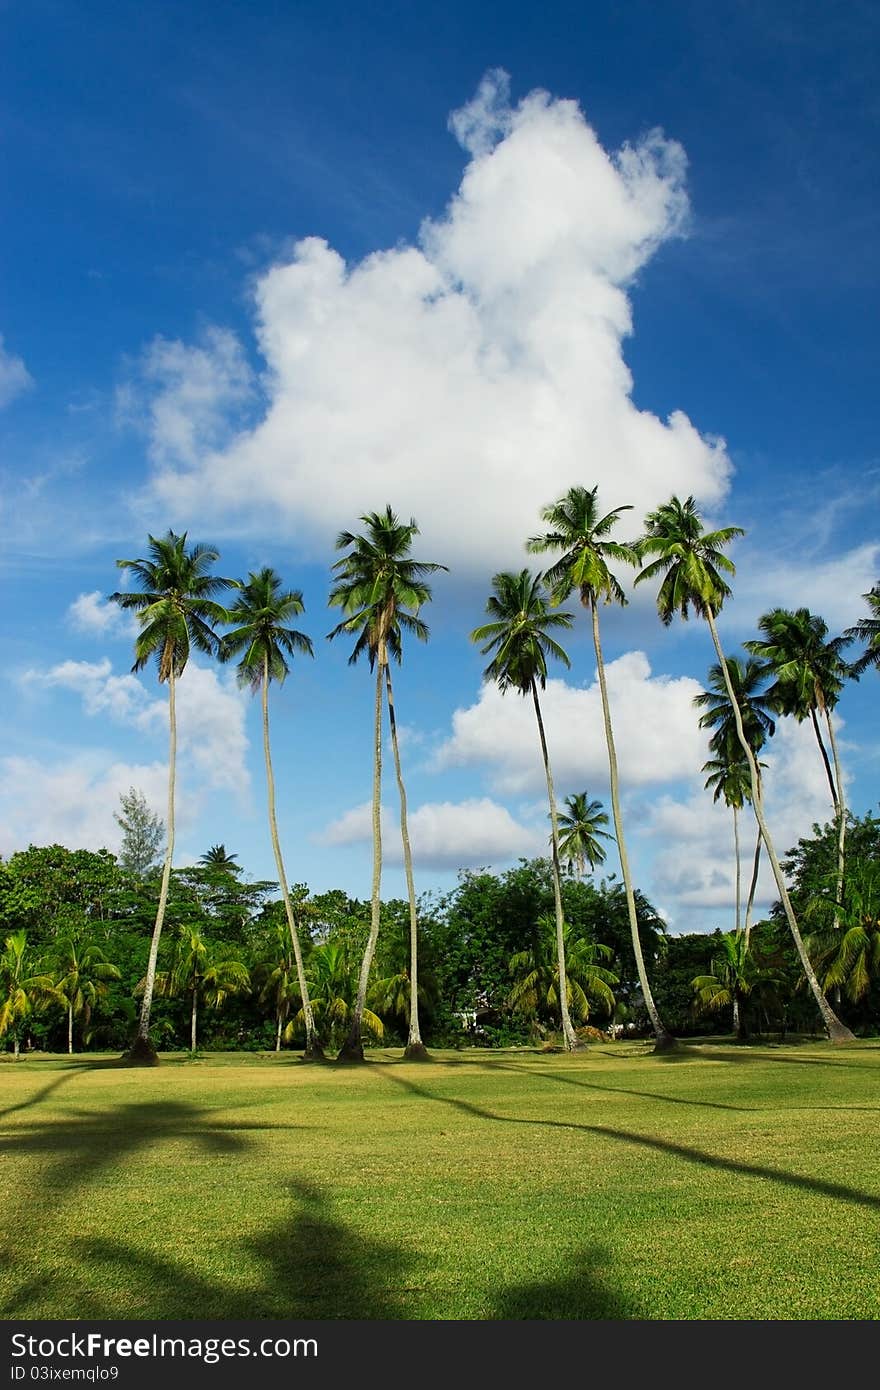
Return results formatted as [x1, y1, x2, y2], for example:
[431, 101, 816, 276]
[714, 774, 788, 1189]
[1, 1041, 878, 1320]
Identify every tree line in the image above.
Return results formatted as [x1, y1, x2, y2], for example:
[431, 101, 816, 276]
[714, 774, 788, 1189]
[4, 485, 878, 1060]
[1, 817, 877, 1055]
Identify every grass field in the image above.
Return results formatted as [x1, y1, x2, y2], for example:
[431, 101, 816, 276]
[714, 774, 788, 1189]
[1, 1040, 878, 1320]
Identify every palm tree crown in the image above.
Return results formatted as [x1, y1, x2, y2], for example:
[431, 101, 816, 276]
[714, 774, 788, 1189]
[555, 793, 613, 877]
[634, 495, 743, 622]
[527, 484, 639, 606]
[693, 655, 775, 763]
[221, 567, 314, 688]
[109, 530, 237, 680]
[328, 505, 446, 666]
[744, 607, 849, 720]
[471, 569, 573, 691]
[845, 583, 880, 678]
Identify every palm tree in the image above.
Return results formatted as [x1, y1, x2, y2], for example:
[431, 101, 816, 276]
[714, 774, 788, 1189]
[555, 793, 613, 878]
[805, 857, 880, 1009]
[745, 608, 851, 933]
[471, 568, 581, 1052]
[254, 923, 301, 1052]
[220, 567, 322, 1060]
[109, 530, 236, 1063]
[152, 925, 250, 1053]
[528, 484, 675, 1050]
[51, 937, 121, 1054]
[0, 932, 60, 1058]
[635, 495, 854, 1042]
[694, 655, 775, 943]
[328, 506, 446, 1062]
[692, 931, 781, 1041]
[297, 941, 384, 1051]
[199, 845, 241, 873]
[509, 915, 618, 1038]
[845, 583, 880, 677]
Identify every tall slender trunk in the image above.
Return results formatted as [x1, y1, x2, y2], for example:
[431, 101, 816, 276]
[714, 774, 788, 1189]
[825, 707, 847, 934]
[705, 610, 854, 1043]
[531, 680, 579, 1052]
[744, 819, 762, 949]
[385, 663, 428, 1060]
[809, 707, 839, 811]
[261, 659, 322, 1060]
[13, 1035, 19, 1059]
[132, 665, 177, 1061]
[68, 1003, 74, 1055]
[190, 989, 197, 1054]
[275, 1011, 283, 1053]
[590, 599, 675, 1049]
[339, 657, 384, 1061]
[733, 803, 742, 936]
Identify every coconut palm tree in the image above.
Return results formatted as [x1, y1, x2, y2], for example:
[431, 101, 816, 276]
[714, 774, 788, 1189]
[745, 608, 851, 933]
[555, 793, 613, 878]
[254, 923, 301, 1053]
[51, 937, 121, 1054]
[509, 915, 618, 1038]
[692, 930, 781, 1041]
[805, 857, 880, 1010]
[296, 941, 384, 1051]
[108, 530, 236, 1063]
[471, 568, 581, 1052]
[152, 925, 250, 1053]
[845, 583, 880, 677]
[635, 495, 854, 1042]
[220, 567, 322, 1060]
[199, 845, 241, 873]
[328, 506, 446, 1062]
[694, 655, 775, 943]
[0, 932, 61, 1058]
[528, 484, 675, 1050]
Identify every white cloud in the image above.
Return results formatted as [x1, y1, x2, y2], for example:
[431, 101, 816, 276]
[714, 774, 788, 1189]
[21, 659, 250, 794]
[0, 335, 33, 408]
[732, 540, 880, 634]
[0, 754, 170, 857]
[144, 72, 730, 570]
[643, 716, 844, 928]
[68, 591, 137, 639]
[434, 651, 706, 795]
[317, 795, 543, 870]
[121, 325, 255, 469]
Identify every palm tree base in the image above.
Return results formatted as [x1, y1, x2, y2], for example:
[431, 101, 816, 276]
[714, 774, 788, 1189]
[122, 1035, 160, 1066]
[301, 1042, 326, 1063]
[335, 1041, 366, 1063]
[651, 1031, 680, 1054]
[403, 1041, 431, 1061]
[828, 1021, 857, 1044]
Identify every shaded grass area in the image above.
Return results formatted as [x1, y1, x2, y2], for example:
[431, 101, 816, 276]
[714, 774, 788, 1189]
[1, 1041, 879, 1320]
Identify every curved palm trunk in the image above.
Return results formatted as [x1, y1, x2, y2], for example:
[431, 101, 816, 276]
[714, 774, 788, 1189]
[384, 663, 428, 1061]
[339, 658, 385, 1061]
[68, 1002, 74, 1055]
[590, 600, 675, 1050]
[130, 666, 177, 1064]
[824, 708, 847, 934]
[733, 804, 742, 936]
[809, 707, 838, 810]
[531, 680, 579, 1052]
[744, 819, 762, 948]
[261, 659, 322, 1061]
[705, 610, 854, 1043]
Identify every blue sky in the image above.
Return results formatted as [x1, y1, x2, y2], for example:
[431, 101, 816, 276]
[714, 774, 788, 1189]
[2, 0, 878, 931]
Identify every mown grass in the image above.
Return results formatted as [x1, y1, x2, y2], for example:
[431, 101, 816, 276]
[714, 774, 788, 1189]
[1, 1040, 878, 1320]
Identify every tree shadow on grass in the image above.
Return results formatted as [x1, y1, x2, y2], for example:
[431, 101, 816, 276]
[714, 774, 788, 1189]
[492, 1244, 636, 1319]
[2, 1175, 420, 1321]
[379, 1072, 880, 1213]
[0, 1057, 126, 1120]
